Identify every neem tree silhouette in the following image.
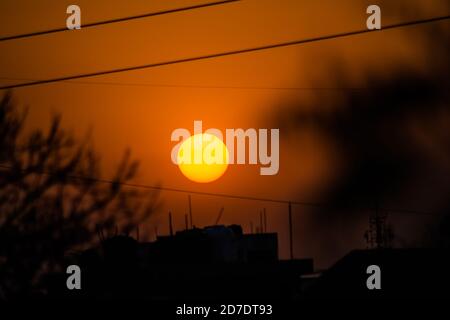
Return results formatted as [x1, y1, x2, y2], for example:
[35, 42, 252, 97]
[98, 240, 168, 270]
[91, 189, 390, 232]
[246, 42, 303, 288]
[0, 92, 158, 299]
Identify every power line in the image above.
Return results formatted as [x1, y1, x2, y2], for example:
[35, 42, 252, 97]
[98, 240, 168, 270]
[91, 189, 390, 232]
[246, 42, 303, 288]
[0, 164, 436, 216]
[1, 15, 448, 91]
[0, 163, 319, 207]
[2, 76, 448, 91]
[0, 77, 368, 91]
[0, 0, 240, 42]
[2, 77, 447, 91]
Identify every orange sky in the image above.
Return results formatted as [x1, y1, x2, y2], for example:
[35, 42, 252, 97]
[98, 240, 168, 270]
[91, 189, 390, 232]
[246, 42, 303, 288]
[0, 0, 448, 265]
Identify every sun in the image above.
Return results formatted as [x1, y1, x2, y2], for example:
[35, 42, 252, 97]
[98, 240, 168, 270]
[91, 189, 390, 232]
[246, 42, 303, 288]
[177, 133, 229, 183]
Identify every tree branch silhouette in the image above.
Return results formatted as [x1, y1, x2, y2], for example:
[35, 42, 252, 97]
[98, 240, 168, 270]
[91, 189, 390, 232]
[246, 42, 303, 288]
[0, 92, 159, 299]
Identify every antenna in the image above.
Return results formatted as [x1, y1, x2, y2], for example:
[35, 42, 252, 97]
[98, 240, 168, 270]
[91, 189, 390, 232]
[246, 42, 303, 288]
[215, 207, 224, 225]
[185, 214, 189, 230]
[259, 210, 264, 234]
[263, 208, 267, 232]
[169, 211, 174, 236]
[365, 205, 393, 249]
[188, 195, 193, 229]
[288, 202, 293, 259]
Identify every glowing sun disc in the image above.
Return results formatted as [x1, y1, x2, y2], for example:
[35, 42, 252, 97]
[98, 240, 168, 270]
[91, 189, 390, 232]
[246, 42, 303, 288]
[177, 133, 229, 183]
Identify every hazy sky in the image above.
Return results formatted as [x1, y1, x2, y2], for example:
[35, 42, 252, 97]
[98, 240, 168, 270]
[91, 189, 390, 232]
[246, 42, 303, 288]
[0, 0, 448, 266]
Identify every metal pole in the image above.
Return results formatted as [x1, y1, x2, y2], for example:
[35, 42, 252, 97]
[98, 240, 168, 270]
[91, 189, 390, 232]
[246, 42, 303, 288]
[263, 208, 267, 232]
[260, 210, 263, 234]
[288, 202, 293, 260]
[188, 195, 193, 228]
[169, 211, 174, 236]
